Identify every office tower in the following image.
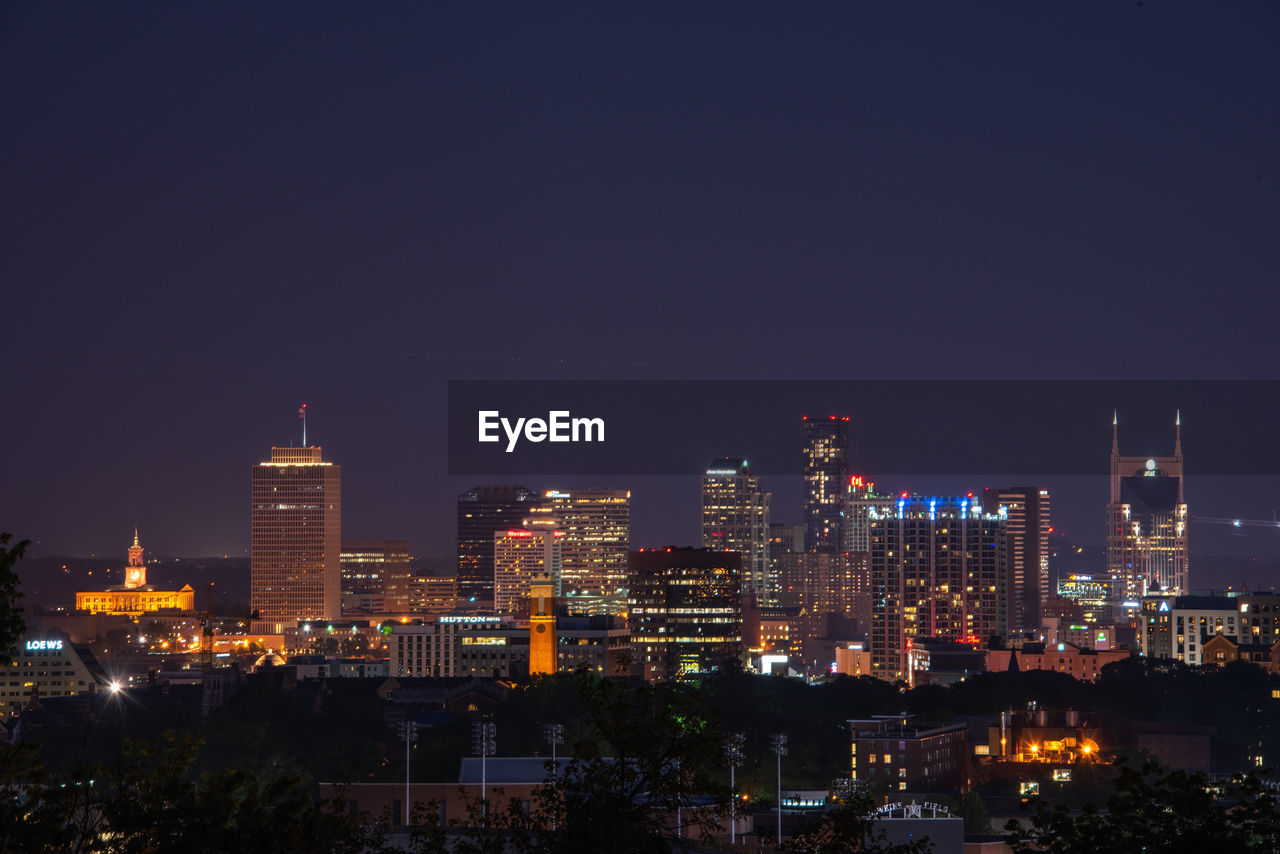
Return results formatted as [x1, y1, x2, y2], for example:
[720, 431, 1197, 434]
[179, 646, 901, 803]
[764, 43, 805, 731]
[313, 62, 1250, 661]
[528, 574, 557, 675]
[493, 513, 564, 614]
[543, 489, 631, 615]
[803, 416, 850, 553]
[251, 446, 341, 634]
[701, 459, 771, 604]
[869, 496, 1007, 680]
[1106, 413, 1189, 606]
[340, 540, 411, 614]
[628, 547, 743, 682]
[767, 523, 804, 607]
[983, 487, 1052, 634]
[456, 485, 540, 606]
[776, 552, 869, 624]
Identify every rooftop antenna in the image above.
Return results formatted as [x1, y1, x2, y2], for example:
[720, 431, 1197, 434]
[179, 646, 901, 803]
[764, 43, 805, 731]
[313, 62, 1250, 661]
[1111, 410, 1118, 455]
[1175, 409, 1182, 456]
[299, 403, 308, 446]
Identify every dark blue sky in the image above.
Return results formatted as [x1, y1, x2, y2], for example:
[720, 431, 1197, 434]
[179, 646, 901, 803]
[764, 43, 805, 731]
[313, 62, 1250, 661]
[3, 4, 1278, 583]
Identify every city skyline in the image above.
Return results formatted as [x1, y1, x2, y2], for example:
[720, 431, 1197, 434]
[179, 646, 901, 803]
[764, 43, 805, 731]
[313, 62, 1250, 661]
[5, 3, 1278, 583]
[4, 5, 1279, 847]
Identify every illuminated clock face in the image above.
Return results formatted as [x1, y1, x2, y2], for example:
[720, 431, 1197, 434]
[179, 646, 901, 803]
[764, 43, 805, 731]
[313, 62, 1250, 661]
[536, 624, 546, 633]
[1145, 459, 1156, 471]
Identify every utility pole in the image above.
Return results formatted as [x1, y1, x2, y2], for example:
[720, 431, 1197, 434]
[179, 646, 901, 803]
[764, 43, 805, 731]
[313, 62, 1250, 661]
[398, 720, 419, 826]
[725, 732, 745, 844]
[771, 733, 788, 847]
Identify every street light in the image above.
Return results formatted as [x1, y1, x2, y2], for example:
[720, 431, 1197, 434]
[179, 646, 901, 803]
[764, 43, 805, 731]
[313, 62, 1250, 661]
[725, 732, 745, 845]
[398, 720, 419, 827]
[544, 723, 564, 830]
[771, 733, 788, 847]
[472, 719, 497, 820]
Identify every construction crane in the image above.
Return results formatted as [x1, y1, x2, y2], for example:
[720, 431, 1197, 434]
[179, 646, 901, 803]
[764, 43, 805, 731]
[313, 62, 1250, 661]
[1191, 514, 1280, 531]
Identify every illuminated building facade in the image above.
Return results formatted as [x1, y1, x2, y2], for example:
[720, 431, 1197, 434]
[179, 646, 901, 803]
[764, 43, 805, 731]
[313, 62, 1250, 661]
[870, 496, 1008, 680]
[456, 485, 540, 607]
[404, 576, 458, 615]
[1140, 595, 1237, 665]
[701, 459, 771, 604]
[528, 574, 557, 675]
[251, 446, 342, 633]
[75, 532, 196, 615]
[1107, 414, 1189, 607]
[777, 552, 869, 626]
[628, 548, 743, 682]
[555, 616, 631, 675]
[388, 616, 528, 678]
[983, 487, 1051, 634]
[803, 416, 850, 554]
[493, 513, 563, 614]
[767, 523, 803, 608]
[2, 634, 109, 711]
[340, 540, 410, 614]
[543, 489, 630, 615]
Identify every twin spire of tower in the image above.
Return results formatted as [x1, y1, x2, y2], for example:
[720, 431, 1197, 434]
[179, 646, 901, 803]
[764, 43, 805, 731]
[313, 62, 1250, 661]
[1111, 410, 1182, 456]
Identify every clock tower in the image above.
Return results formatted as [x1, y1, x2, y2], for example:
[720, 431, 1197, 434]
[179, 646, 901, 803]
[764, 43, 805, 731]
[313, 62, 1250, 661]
[125, 529, 147, 589]
[529, 573, 557, 675]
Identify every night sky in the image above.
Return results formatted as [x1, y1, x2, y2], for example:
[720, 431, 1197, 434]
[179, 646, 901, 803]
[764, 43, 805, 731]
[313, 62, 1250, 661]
[4, 4, 1279, 586]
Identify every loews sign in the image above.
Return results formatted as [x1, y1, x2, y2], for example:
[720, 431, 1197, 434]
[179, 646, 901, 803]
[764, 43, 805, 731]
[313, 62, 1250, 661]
[26, 639, 64, 651]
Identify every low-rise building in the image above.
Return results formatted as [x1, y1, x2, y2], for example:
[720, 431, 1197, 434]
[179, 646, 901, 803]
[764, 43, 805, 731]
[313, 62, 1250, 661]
[849, 715, 968, 792]
[388, 615, 529, 679]
[986, 642, 1129, 681]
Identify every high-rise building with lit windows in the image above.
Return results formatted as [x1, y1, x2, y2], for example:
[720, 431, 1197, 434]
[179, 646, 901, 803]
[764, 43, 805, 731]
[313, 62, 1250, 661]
[803, 416, 850, 553]
[493, 513, 564, 615]
[701, 459, 771, 604]
[844, 475, 889, 554]
[983, 487, 1051, 634]
[251, 446, 342, 633]
[869, 496, 1007, 680]
[628, 547, 742, 682]
[543, 489, 630, 615]
[340, 540, 411, 614]
[456, 485, 541, 607]
[1107, 413, 1189, 609]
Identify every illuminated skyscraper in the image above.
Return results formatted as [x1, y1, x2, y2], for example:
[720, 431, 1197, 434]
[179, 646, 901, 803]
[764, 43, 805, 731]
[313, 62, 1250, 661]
[543, 489, 630, 615]
[844, 475, 888, 554]
[983, 487, 1051, 634]
[870, 496, 1007, 680]
[1107, 413, 1189, 606]
[493, 512, 563, 614]
[628, 547, 742, 682]
[701, 459, 771, 604]
[456, 485, 541, 607]
[803, 416, 850, 553]
[251, 446, 341, 633]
